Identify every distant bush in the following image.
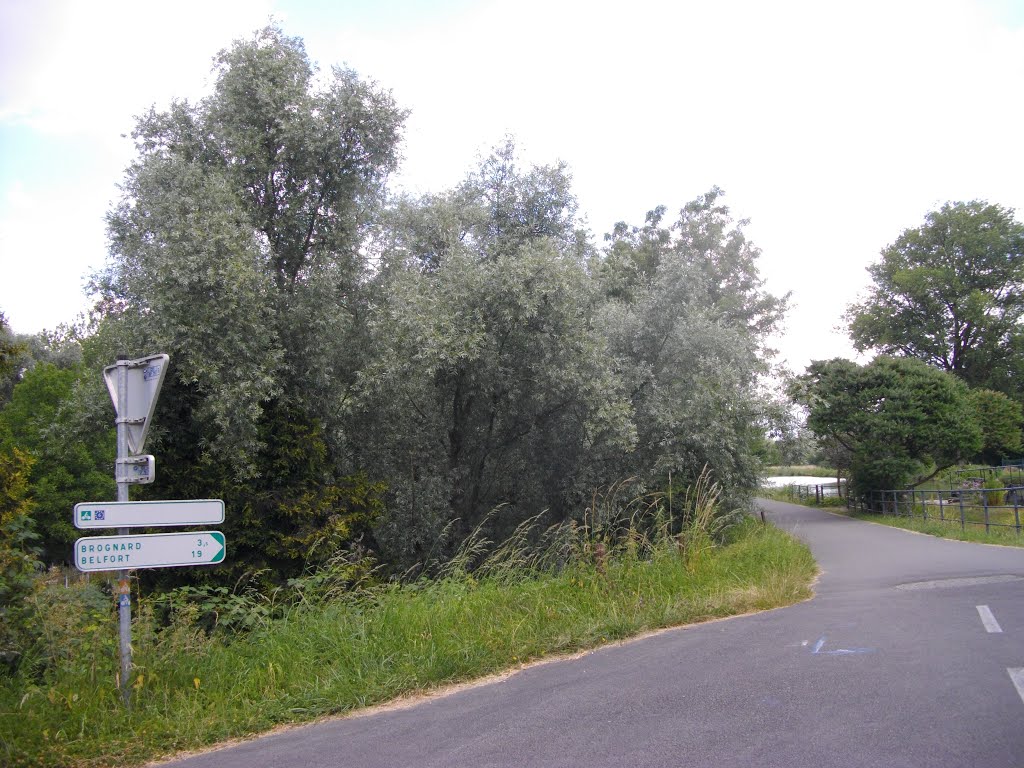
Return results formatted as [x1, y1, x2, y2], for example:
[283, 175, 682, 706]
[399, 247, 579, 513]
[983, 477, 1006, 506]
[815, 496, 847, 508]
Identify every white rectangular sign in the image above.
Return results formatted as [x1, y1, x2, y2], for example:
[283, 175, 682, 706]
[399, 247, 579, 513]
[74, 499, 225, 529]
[74, 531, 226, 572]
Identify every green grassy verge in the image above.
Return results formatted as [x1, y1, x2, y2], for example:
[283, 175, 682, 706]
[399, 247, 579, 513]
[763, 489, 1024, 547]
[1, 519, 815, 768]
[842, 510, 1024, 548]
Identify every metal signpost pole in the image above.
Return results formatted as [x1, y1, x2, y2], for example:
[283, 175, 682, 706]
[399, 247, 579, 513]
[115, 359, 132, 705]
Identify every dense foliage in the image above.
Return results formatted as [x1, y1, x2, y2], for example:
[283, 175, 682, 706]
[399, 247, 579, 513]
[805, 200, 1024, 495]
[2, 25, 784, 586]
[790, 357, 986, 494]
[846, 201, 1024, 399]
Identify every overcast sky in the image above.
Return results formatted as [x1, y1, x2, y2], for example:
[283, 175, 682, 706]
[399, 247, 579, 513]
[2, 0, 1022, 373]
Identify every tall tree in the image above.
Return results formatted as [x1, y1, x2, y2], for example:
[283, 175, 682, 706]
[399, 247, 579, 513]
[99, 26, 406, 471]
[847, 201, 1024, 397]
[968, 388, 1023, 465]
[0, 313, 26, 408]
[92, 25, 405, 580]
[358, 144, 630, 565]
[597, 189, 787, 507]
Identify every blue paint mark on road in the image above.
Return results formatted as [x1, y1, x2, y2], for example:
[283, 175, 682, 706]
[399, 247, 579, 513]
[810, 635, 875, 656]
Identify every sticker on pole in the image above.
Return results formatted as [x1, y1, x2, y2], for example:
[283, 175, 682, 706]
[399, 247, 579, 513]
[103, 354, 169, 455]
[74, 531, 226, 572]
[115, 455, 156, 484]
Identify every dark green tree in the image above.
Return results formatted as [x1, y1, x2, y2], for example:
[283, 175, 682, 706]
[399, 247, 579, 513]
[968, 388, 1023, 465]
[0, 437, 42, 671]
[791, 357, 983, 494]
[847, 201, 1024, 398]
[0, 313, 26, 408]
[0, 363, 115, 562]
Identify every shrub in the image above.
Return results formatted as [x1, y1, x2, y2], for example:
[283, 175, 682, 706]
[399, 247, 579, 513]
[983, 477, 1006, 506]
[0, 445, 43, 673]
[815, 496, 846, 508]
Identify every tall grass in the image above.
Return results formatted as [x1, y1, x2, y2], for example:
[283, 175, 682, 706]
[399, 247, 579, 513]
[1, 482, 816, 768]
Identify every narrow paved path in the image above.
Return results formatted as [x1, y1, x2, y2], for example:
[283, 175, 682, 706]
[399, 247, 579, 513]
[163, 501, 1024, 767]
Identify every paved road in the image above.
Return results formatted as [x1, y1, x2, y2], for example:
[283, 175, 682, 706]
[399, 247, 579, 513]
[163, 501, 1024, 767]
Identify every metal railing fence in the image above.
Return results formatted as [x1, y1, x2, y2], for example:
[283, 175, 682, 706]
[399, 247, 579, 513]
[849, 487, 1024, 535]
[781, 481, 847, 505]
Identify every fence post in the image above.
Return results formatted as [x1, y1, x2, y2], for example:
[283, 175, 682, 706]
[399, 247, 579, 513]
[960, 492, 966, 531]
[1015, 493, 1020, 535]
[984, 489, 990, 534]
[816, 485, 822, 505]
[938, 492, 944, 522]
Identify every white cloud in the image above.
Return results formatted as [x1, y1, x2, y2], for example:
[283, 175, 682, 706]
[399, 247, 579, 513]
[1, 0, 274, 137]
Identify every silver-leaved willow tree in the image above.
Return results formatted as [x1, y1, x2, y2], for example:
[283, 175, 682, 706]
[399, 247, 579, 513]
[88, 24, 786, 578]
[93, 25, 406, 580]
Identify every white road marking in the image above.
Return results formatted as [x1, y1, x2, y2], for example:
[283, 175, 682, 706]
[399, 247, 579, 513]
[1008, 669, 1024, 705]
[977, 605, 1003, 634]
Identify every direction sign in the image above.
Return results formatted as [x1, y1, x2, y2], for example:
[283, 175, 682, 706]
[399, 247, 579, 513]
[74, 499, 225, 529]
[74, 531, 226, 572]
[103, 354, 169, 455]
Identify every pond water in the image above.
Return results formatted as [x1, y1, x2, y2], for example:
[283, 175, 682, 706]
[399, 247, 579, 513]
[763, 475, 841, 487]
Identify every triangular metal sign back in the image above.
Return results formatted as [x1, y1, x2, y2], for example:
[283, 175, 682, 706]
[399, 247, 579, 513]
[103, 354, 169, 455]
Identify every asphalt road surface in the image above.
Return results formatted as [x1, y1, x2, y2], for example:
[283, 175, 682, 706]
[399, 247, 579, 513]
[161, 501, 1024, 768]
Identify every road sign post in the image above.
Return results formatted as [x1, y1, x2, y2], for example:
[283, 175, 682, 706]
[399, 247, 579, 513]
[78, 353, 228, 706]
[114, 357, 132, 704]
[105, 354, 169, 705]
[115, 455, 156, 485]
